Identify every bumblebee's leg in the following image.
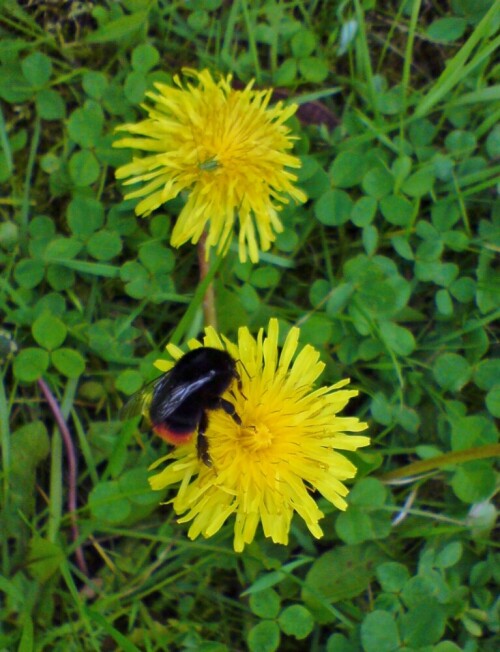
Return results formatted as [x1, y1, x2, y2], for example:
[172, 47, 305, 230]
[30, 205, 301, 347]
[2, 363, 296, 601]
[234, 371, 247, 400]
[196, 411, 212, 467]
[206, 397, 241, 424]
[218, 397, 242, 425]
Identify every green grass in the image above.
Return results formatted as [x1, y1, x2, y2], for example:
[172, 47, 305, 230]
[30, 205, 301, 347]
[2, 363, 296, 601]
[1, 1, 499, 650]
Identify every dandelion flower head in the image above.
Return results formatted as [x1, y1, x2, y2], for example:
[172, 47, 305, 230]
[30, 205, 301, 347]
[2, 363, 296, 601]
[114, 69, 307, 263]
[149, 319, 369, 552]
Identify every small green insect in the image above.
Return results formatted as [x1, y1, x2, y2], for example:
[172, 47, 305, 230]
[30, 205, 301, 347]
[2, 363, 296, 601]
[198, 156, 220, 172]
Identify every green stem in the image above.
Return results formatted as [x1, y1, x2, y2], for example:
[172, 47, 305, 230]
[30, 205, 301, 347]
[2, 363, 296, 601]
[0, 371, 11, 575]
[48, 431, 63, 543]
[240, 0, 261, 84]
[353, 0, 380, 121]
[47, 378, 79, 543]
[0, 105, 13, 175]
[379, 444, 500, 483]
[400, 0, 422, 142]
[20, 115, 41, 250]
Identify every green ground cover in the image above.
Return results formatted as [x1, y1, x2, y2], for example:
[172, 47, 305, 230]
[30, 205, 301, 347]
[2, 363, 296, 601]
[0, 1, 499, 650]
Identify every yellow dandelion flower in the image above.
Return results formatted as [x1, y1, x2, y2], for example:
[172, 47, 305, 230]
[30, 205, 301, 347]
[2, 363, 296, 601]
[149, 318, 369, 552]
[114, 69, 307, 263]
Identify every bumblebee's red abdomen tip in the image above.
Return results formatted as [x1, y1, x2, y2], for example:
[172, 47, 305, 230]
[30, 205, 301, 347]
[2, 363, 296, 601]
[153, 424, 194, 445]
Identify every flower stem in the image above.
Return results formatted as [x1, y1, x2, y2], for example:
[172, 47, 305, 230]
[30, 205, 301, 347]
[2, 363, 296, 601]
[197, 231, 218, 329]
[379, 443, 500, 483]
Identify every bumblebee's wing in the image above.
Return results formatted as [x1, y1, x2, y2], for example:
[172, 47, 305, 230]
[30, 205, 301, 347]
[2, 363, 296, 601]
[120, 376, 161, 421]
[149, 370, 218, 422]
